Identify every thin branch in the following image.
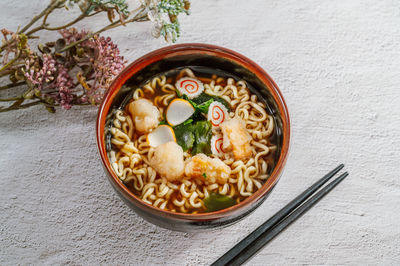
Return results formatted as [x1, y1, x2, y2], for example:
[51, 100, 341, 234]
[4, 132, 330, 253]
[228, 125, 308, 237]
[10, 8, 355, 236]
[0, 69, 13, 78]
[57, 9, 148, 53]
[0, 99, 91, 113]
[25, 0, 71, 36]
[57, 21, 117, 53]
[42, 3, 55, 26]
[0, 2, 61, 51]
[0, 100, 41, 113]
[0, 55, 19, 73]
[0, 81, 26, 91]
[25, 25, 46, 36]
[87, 10, 102, 17]
[45, 14, 86, 31]
[0, 95, 23, 102]
[29, 5, 92, 35]
[20, 0, 64, 33]
[73, 102, 91, 106]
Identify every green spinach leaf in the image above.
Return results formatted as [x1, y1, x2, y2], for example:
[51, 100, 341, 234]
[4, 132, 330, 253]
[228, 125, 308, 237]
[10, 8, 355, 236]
[192, 92, 230, 111]
[183, 118, 193, 125]
[194, 98, 214, 114]
[182, 94, 214, 114]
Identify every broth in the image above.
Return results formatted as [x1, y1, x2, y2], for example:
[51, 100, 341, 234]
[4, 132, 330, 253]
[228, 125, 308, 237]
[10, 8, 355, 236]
[107, 67, 278, 213]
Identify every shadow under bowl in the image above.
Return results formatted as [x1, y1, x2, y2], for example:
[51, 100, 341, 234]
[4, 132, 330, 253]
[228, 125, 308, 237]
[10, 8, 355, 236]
[96, 43, 290, 232]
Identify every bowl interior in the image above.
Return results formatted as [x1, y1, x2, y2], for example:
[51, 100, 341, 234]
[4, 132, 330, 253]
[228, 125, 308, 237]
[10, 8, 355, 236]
[98, 44, 290, 219]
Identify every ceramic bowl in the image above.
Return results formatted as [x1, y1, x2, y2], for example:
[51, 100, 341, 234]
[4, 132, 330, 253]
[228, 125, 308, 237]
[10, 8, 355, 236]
[96, 43, 290, 232]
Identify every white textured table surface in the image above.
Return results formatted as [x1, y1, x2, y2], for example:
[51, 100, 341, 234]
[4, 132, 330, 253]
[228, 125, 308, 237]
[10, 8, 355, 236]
[1, 0, 400, 265]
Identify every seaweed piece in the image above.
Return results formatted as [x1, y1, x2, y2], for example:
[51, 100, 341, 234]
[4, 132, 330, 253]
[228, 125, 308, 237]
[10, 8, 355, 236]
[173, 123, 195, 151]
[204, 193, 236, 212]
[173, 120, 212, 155]
[192, 120, 212, 155]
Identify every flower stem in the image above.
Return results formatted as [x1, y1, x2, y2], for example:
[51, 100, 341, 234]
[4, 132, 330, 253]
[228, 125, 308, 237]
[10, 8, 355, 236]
[20, 0, 65, 34]
[0, 81, 26, 91]
[0, 55, 19, 73]
[0, 100, 41, 113]
[0, 69, 13, 78]
[27, 5, 91, 36]
[87, 10, 102, 17]
[0, 1, 63, 53]
[43, 13, 87, 31]
[57, 8, 148, 53]
[0, 95, 23, 102]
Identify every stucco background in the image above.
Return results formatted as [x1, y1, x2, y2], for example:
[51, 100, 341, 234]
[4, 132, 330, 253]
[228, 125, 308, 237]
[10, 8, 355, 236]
[1, 0, 399, 265]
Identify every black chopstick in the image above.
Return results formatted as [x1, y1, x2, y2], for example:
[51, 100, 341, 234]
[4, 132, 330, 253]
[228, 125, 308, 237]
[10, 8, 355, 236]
[227, 172, 348, 265]
[212, 165, 348, 266]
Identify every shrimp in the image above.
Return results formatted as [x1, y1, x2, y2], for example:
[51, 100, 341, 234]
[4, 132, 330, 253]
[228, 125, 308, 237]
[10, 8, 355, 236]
[149, 141, 184, 182]
[184, 153, 231, 184]
[128, 99, 160, 134]
[220, 117, 252, 160]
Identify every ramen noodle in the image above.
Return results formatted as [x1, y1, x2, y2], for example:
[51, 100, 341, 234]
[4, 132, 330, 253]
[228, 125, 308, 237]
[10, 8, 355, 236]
[108, 68, 277, 213]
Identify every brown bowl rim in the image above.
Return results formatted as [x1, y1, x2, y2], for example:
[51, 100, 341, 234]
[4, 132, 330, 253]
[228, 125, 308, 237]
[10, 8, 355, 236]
[96, 43, 290, 220]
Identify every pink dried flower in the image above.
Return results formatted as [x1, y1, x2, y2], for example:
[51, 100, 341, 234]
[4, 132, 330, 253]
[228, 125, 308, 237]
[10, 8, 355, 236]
[20, 28, 125, 110]
[59, 28, 126, 104]
[56, 64, 74, 110]
[1, 29, 31, 73]
[88, 35, 125, 104]
[24, 54, 57, 89]
[59, 28, 89, 45]
[23, 54, 74, 109]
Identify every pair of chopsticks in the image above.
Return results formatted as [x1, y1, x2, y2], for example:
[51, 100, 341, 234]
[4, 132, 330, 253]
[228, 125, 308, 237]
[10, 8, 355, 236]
[212, 164, 348, 266]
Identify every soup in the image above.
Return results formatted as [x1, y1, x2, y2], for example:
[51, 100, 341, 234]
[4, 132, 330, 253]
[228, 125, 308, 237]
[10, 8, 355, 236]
[108, 67, 277, 213]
